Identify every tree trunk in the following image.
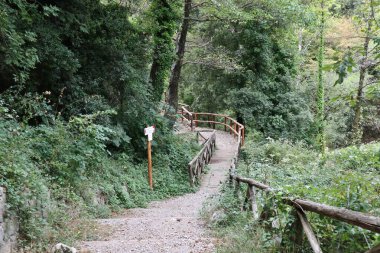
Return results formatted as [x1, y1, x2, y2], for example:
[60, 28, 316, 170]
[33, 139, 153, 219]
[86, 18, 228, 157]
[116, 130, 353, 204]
[351, 6, 373, 145]
[167, 0, 192, 112]
[316, 0, 326, 155]
[149, 0, 176, 102]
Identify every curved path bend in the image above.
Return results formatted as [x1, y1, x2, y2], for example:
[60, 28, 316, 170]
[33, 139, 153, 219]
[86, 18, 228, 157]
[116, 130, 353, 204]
[80, 129, 237, 253]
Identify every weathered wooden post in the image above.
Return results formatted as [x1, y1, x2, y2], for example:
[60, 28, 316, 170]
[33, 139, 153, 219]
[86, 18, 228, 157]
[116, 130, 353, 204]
[242, 127, 245, 146]
[188, 164, 194, 187]
[296, 209, 323, 253]
[144, 126, 155, 190]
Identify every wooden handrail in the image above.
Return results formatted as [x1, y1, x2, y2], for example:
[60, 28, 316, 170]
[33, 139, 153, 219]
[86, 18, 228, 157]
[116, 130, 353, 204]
[178, 106, 245, 145]
[230, 175, 380, 233]
[192, 112, 244, 128]
[177, 103, 379, 252]
[230, 157, 380, 252]
[180, 106, 194, 130]
[192, 120, 239, 135]
[188, 131, 216, 186]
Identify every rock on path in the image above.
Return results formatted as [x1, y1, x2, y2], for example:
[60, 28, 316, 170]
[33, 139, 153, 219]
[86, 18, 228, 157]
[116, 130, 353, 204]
[80, 130, 236, 253]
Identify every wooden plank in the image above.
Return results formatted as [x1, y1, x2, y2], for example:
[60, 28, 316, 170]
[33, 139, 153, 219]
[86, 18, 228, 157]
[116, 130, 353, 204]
[231, 176, 380, 233]
[366, 244, 380, 253]
[242, 186, 250, 211]
[191, 112, 244, 128]
[241, 127, 245, 145]
[232, 176, 272, 191]
[249, 186, 259, 220]
[181, 106, 192, 117]
[187, 131, 216, 186]
[296, 209, 323, 253]
[293, 199, 380, 233]
[188, 164, 194, 187]
[197, 132, 207, 141]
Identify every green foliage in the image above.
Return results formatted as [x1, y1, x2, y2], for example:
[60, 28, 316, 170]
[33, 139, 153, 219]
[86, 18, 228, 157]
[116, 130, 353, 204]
[181, 0, 314, 141]
[210, 138, 380, 252]
[0, 1, 40, 85]
[0, 0, 155, 152]
[317, 0, 327, 155]
[148, 0, 181, 101]
[0, 96, 199, 251]
[202, 185, 276, 253]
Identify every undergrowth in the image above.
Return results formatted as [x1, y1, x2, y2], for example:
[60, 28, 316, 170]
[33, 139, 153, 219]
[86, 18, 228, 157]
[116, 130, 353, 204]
[0, 99, 199, 251]
[204, 138, 380, 252]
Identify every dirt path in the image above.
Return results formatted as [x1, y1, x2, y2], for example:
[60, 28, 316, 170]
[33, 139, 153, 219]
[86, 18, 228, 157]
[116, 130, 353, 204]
[80, 130, 236, 253]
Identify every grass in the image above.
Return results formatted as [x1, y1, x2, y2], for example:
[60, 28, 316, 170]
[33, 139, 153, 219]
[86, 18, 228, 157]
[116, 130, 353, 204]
[203, 139, 380, 252]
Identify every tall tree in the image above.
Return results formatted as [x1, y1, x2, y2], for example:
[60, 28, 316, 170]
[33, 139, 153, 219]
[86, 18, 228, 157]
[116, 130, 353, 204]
[316, 0, 326, 154]
[351, 0, 376, 144]
[149, 0, 179, 102]
[168, 0, 192, 111]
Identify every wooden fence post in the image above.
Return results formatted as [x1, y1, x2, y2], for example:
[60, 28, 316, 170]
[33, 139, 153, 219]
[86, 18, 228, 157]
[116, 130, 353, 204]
[235, 180, 241, 198]
[242, 127, 245, 146]
[249, 186, 259, 220]
[296, 209, 323, 253]
[290, 209, 304, 249]
[188, 164, 194, 187]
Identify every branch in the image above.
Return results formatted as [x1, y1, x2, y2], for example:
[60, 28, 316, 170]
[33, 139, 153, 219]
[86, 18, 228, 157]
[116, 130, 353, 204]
[185, 17, 219, 22]
[186, 40, 212, 49]
[183, 60, 239, 71]
[191, 1, 209, 10]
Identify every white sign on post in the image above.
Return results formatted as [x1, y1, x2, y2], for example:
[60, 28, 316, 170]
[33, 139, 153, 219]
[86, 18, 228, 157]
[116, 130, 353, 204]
[144, 126, 155, 141]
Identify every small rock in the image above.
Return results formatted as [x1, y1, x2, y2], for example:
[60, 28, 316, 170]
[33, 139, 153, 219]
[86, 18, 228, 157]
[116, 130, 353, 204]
[210, 210, 227, 225]
[51, 243, 78, 253]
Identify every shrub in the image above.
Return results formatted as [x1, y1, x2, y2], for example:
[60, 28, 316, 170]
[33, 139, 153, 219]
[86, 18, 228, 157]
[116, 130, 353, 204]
[0, 98, 199, 251]
[207, 139, 380, 252]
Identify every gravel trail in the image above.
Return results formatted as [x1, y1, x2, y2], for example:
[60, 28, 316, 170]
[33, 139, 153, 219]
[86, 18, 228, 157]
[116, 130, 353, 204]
[80, 129, 236, 253]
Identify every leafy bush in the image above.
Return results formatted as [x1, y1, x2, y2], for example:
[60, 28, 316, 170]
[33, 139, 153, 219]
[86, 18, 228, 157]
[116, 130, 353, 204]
[207, 138, 380, 252]
[0, 98, 199, 251]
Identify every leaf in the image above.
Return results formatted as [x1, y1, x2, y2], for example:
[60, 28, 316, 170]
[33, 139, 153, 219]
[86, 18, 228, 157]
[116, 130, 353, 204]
[43, 5, 60, 17]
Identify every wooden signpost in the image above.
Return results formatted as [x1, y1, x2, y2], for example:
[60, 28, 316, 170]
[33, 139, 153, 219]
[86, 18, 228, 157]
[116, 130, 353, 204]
[144, 126, 155, 190]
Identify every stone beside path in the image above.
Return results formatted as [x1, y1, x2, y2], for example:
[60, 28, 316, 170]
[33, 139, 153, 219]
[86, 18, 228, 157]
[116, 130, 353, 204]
[80, 130, 236, 253]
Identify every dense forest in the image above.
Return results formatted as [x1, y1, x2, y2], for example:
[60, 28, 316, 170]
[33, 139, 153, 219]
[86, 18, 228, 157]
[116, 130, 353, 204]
[0, 0, 379, 252]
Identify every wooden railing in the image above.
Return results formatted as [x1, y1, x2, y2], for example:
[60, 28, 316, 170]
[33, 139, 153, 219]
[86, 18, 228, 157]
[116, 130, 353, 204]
[178, 103, 379, 252]
[178, 103, 244, 186]
[188, 130, 216, 186]
[229, 148, 380, 253]
[179, 105, 245, 145]
[179, 106, 194, 131]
